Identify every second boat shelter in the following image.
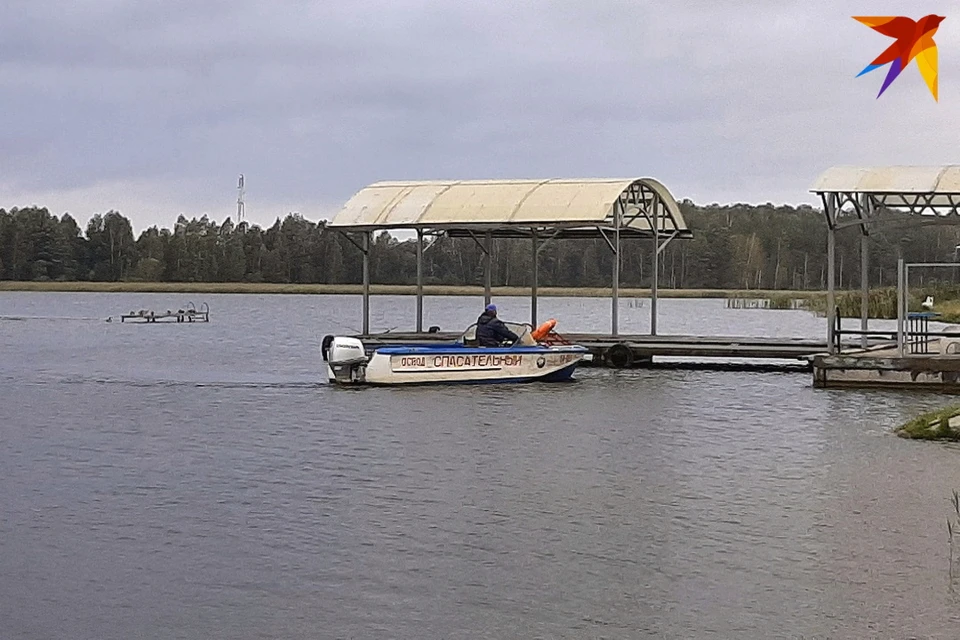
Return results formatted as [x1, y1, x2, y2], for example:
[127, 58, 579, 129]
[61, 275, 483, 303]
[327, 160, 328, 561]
[811, 165, 960, 354]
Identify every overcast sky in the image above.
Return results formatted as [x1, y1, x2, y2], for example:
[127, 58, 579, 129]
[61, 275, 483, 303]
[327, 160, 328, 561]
[1, 0, 958, 233]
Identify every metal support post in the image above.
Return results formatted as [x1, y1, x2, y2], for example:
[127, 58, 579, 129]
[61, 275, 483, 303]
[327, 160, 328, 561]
[651, 200, 659, 336]
[416, 229, 423, 333]
[860, 233, 869, 349]
[484, 231, 492, 306]
[859, 194, 872, 350]
[531, 230, 539, 328]
[826, 196, 836, 354]
[362, 231, 370, 335]
[612, 202, 620, 336]
[897, 258, 905, 356]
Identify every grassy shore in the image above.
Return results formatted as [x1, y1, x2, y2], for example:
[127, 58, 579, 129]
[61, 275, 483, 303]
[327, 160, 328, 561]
[0, 280, 830, 299]
[896, 405, 960, 441]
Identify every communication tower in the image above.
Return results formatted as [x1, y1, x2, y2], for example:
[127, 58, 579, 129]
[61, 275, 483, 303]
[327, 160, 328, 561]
[237, 174, 245, 221]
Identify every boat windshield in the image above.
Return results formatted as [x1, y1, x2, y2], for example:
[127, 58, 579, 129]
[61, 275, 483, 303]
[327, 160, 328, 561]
[458, 321, 536, 347]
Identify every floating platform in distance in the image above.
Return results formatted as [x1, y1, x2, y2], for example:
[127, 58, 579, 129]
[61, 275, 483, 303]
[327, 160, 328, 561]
[119, 302, 210, 323]
[812, 340, 960, 391]
[356, 331, 843, 371]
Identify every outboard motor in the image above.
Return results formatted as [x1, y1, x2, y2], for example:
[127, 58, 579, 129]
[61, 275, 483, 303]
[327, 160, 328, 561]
[325, 337, 368, 383]
[320, 335, 335, 361]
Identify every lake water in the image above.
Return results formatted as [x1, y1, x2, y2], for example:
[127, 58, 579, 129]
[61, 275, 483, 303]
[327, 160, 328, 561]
[2, 291, 960, 639]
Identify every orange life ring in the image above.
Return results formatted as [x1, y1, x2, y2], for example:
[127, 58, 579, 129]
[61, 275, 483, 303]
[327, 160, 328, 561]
[531, 318, 557, 341]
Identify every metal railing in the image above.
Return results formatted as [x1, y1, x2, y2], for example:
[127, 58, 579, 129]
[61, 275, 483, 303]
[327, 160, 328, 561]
[830, 305, 955, 355]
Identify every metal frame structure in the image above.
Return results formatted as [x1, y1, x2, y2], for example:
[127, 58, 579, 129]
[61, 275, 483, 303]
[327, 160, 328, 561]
[895, 260, 960, 356]
[327, 178, 692, 335]
[811, 165, 960, 353]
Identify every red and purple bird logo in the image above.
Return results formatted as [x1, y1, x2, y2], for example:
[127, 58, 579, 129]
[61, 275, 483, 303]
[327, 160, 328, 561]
[853, 14, 945, 101]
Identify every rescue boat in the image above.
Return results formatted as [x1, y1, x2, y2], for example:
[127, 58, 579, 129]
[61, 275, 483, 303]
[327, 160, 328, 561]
[321, 319, 589, 386]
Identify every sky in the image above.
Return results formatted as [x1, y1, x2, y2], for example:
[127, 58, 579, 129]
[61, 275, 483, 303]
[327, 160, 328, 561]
[1, 0, 959, 234]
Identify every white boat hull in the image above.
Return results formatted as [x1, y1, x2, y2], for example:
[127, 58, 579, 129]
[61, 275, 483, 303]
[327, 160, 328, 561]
[326, 345, 588, 386]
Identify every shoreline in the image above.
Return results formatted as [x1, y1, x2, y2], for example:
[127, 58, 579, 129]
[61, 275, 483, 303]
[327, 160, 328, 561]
[0, 280, 827, 299]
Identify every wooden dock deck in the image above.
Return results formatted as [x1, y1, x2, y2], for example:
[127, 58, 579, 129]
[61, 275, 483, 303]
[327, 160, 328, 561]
[120, 302, 210, 323]
[355, 331, 841, 370]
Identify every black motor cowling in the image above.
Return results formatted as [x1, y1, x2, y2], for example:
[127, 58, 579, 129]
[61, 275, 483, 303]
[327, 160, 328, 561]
[320, 334, 335, 361]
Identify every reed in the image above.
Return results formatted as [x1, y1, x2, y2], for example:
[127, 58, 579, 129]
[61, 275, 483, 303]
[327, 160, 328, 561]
[950, 490, 960, 591]
[802, 288, 898, 318]
[767, 293, 805, 310]
[802, 286, 960, 323]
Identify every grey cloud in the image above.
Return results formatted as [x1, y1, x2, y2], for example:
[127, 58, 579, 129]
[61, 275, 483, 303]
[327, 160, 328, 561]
[1, 0, 958, 229]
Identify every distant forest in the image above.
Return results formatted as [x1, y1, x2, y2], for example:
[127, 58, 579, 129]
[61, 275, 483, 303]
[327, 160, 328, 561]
[2, 202, 959, 290]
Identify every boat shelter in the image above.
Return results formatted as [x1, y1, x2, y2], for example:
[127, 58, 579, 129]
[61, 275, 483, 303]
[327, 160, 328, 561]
[327, 178, 692, 335]
[811, 165, 960, 354]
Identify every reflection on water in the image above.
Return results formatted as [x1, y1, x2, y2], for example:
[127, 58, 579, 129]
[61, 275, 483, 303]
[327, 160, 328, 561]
[2, 292, 960, 639]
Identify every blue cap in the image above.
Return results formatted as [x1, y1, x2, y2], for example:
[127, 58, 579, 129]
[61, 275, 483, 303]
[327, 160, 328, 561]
[485, 303, 497, 312]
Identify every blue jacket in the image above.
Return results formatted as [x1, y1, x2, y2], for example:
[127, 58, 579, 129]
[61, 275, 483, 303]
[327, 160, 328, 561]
[476, 312, 519, 347]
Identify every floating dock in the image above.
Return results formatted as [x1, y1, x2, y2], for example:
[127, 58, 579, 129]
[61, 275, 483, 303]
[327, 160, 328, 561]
[355, 330, 960, 382]
[812, 310, 960, 390]
[120, 302, 210, 323]
[813, 341, 960, 390]
[356, 332, 844, 371]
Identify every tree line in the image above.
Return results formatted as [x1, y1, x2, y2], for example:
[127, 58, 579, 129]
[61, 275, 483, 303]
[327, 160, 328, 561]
[2, 202, 959, 290]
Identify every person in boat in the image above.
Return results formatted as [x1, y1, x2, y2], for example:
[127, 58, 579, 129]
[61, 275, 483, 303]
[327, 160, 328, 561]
[476, 303, 520, 347]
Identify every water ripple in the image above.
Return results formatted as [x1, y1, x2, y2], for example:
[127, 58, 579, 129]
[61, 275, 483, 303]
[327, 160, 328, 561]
[2, 292, 960, 639]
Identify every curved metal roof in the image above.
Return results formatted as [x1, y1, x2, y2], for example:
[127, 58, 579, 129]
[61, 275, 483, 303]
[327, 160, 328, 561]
[812, 165, 960, 194]
[328, 178, 691, 239]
